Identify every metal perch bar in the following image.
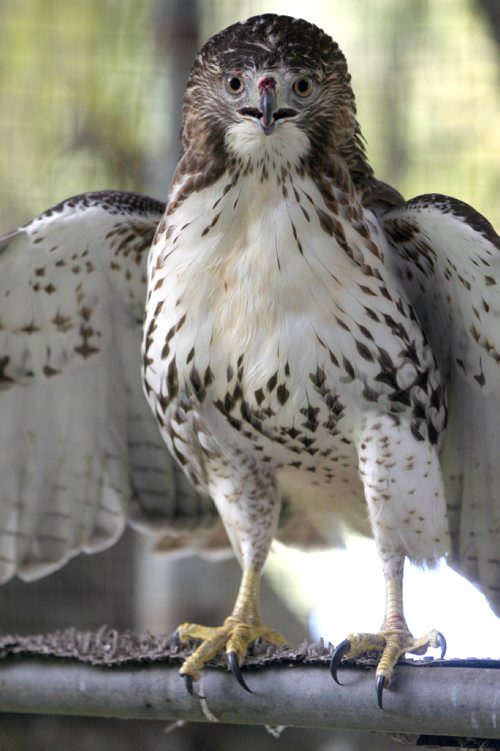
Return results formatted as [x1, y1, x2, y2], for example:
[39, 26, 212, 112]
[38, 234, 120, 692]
[0, 657, 498, 740]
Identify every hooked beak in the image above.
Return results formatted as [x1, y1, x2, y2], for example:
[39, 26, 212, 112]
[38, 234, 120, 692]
[259, 87, 277, 135]
[238, 76, 298, 136]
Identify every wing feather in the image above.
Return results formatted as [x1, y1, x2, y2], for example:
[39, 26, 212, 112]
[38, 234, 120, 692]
[381, 194, 500, 614]
[0, 190, 217, 582]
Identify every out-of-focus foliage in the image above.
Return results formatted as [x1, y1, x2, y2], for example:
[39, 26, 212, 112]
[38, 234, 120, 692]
[0, 0, 165, 228]
[0, 0, 498, 229]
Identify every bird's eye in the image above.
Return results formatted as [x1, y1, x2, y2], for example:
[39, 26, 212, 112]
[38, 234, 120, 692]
[293, 77, 313, 97]
[225, 76, 245, 95]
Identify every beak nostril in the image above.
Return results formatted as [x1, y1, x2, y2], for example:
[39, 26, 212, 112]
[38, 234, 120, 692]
[238, 107, 262, 120]
[273, 108, 298, 122]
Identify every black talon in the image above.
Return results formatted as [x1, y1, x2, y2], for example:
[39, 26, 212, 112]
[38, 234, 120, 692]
[330, 639, 351, 685]
[228, 651, 253, 693]
[376, 675, 385, 710]
[184, 674, 194, 696]
[436, 631, 447, 659]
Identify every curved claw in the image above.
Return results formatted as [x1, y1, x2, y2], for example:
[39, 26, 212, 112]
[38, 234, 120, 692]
[184, 674, 194, 696]
[330, 639, 351, 685]
[436, 631, 447, 659]
[227, 651, 253, 693]
[376, 675, 385, 710]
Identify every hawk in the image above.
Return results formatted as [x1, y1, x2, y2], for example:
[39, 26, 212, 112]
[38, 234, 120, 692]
[0, 14, 499, 706]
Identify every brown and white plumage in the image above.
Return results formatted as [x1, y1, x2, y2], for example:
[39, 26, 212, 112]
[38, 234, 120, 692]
[141, 14, 499, 694]
[0, 191, 218, 582]
[0, 14, 498, 700]
[382, 195, 500, 612]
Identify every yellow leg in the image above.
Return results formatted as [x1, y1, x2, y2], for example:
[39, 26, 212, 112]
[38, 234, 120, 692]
[178, 568, 287, 687]
[331, 571, 445, 708]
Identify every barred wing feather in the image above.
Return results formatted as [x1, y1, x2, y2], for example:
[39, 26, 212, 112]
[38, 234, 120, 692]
[381, 194, 500, 614]
[0, 191, 217, 582]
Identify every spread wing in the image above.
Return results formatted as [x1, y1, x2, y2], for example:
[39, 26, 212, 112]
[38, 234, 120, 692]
[0, 190, 218, 583]
[380, 193, 500, 614]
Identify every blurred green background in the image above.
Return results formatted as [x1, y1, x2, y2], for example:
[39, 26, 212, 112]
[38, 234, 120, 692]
[0, 0, 498, 233]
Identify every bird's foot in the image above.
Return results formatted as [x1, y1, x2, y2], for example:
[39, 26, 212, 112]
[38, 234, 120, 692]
[177, 617, 287, 692]
[331, 627, 446, 708]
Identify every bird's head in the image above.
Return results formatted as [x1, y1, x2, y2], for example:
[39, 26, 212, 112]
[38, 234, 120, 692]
[178, 14, 370, 183]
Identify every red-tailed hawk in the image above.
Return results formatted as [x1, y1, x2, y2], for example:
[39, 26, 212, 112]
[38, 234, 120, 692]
[0, 14, 499, 706]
